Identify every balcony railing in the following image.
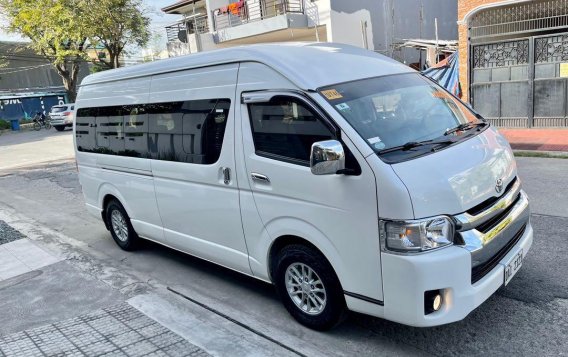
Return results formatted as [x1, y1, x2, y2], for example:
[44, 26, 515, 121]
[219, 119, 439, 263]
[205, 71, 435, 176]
[165, 16, 210, 43]
[213, 0, 303, 31]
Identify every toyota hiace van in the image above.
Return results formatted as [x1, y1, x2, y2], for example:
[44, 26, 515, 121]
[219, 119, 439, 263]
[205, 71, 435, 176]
[74, 43, 532, 330]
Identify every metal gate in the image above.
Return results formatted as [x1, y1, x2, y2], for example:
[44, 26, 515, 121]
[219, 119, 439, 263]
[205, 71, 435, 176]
[471, 39, 531, 127]
[472, 34, 568, 127]
[469, 0, 568, 128]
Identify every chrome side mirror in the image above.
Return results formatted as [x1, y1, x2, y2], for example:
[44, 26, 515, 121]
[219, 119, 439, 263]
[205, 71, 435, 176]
[310, 140, 346, 175]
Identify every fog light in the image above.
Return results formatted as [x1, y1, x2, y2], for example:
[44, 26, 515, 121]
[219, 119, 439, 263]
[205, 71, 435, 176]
[424, 290, 443, 315]
[433, 294, 442, 311]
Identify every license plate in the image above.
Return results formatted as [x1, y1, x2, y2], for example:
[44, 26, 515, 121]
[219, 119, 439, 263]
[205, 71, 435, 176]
[504, 249, 523, 286]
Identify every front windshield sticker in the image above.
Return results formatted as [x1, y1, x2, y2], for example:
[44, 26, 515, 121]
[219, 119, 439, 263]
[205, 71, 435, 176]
[321, 89, 343, 100]
[368, 136, 381, 144]
[335, 103, 350, 111]
[368, 136, 386, 150]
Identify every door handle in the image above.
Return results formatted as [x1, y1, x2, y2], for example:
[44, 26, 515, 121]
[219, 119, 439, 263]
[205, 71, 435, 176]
[251, 172, 270, 183]
[222, 167, 231, 185]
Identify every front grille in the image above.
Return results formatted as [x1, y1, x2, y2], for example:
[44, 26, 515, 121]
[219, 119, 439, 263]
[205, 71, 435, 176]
[475, 193, 521, 233]
[471, 224, 526, 284]
[467, 177, 518, 216]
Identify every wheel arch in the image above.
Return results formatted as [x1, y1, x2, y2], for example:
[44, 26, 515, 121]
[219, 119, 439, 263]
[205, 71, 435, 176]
[98, 184, 131, 231]
[266, 232, 346, 291]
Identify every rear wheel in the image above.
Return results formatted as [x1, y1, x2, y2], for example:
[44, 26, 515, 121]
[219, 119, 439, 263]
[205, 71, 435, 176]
[274, 244, 346, 330]
[105, 200, 139, 251]
[33, 121, 41, 131]
[54, 125, 65, 132]
[45, 122, 52, 130]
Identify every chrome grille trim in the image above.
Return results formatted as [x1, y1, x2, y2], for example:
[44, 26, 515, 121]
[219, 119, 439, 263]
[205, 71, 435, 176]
[459, 190, 530, 254]
[454, 178, 521, 232]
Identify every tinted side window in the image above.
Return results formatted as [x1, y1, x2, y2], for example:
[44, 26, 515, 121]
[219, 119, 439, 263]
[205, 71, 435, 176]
[248, 97, 334, 165]
[76, 99, 230, 165]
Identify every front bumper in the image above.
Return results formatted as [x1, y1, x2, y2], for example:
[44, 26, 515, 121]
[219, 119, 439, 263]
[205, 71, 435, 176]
[379, 220, 532, 327]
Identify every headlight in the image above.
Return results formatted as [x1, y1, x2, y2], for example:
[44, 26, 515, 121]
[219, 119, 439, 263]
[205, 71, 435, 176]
[381, 216, 454, 253]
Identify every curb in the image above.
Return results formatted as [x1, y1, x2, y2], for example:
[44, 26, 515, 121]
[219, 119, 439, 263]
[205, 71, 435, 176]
[513, 150, 568, 159]
[0, 124, 36, 135]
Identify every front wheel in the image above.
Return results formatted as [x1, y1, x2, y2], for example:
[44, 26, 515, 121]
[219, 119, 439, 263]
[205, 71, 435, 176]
[105, 200, 139, 251]
[33, 121, 41, 131]
[274, 244, 346, 330]
[45, 122, 52, 130]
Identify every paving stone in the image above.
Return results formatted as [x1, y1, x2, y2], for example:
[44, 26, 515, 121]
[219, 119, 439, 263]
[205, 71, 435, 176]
[109, 331, 144, 348]
[0, 303, 211, 357]
[121, 340, 158, 356]
[148, 332, 184, 349]
[137, 323, 170, 339]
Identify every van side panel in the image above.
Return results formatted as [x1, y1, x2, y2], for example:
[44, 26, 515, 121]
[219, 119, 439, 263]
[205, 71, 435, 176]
[75, 77, 165, 241]
[235, 62, 384, 305]
[148, 64, 252, 274]
[233, 62, 298, 280]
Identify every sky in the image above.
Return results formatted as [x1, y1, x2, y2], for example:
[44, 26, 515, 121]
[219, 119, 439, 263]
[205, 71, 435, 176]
[0, 0, 182, 51]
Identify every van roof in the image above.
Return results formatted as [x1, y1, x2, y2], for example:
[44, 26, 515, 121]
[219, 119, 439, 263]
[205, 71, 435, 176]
[81, 42, 414, 90]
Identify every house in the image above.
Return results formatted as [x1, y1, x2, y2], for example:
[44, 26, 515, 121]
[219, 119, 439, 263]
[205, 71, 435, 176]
[161, 0, 457, 68]
[459, 0, 568, 128]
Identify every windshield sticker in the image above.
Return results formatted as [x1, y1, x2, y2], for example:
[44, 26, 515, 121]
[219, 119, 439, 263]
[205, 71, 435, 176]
[335, 103, 350, 111]
[368, 136, 382, 144]
[321, 89, 343, 100]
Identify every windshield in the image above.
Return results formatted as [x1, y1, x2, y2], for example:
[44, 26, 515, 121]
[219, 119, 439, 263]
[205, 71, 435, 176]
[319, 73, 484, 161]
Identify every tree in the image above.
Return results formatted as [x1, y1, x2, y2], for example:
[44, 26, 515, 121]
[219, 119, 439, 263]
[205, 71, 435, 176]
[0, 0, 151, 100]
[0, 0, 89, 102]
[87, 0, 150, 69]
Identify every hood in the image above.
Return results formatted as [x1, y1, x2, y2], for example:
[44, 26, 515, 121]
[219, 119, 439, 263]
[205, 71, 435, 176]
[391, 127, 516, 218]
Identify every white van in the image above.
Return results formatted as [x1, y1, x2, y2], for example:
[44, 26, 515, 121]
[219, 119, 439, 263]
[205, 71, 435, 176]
[74, 43, 532, 330]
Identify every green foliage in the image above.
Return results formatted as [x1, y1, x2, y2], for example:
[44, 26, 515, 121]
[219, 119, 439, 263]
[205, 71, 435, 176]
[0, 0, 89, 101]
[0, 120, 11, 130]
[0, 0, 151, 99]
[0, 0, 89, 66]
[86, 0, 151, 69]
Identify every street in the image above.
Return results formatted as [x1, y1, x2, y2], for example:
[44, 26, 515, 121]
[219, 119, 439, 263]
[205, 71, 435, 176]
[0, 129, 567, 356]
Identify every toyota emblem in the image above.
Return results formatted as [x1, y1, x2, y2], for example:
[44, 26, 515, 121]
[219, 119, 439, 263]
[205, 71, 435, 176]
[495, 178, 504, 193]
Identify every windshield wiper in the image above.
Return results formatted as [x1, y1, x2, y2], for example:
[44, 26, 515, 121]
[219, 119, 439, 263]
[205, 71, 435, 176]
[378, 139, 455, 155]
[444, 122, 487, 136]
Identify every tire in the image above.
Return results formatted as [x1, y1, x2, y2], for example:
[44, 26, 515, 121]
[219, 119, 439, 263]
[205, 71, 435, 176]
[33, 122, 41, 131]
[45, 122, 52, 130]
[274, 244, 347, 330]
[105, 199, 139, 251]
[54, 125, 65, 132]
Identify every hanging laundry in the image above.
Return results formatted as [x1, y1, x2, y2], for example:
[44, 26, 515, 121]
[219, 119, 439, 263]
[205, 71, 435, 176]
[228, 2, 239, 15]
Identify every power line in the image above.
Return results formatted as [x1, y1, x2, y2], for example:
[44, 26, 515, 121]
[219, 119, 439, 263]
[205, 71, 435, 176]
[0, 63, 52, 75]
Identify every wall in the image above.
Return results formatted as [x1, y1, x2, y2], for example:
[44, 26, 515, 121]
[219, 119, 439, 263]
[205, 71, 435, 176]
[329, 0, 457, 65]
[458, 0, 507, 101]
[0, 42, 90, 92]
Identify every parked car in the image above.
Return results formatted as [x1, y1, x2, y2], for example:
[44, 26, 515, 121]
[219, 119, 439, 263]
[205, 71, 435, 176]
[74, 43, 532, 330]
[49, 104, 75, 131]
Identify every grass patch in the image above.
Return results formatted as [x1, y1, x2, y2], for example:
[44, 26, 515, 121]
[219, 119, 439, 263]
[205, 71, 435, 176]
[514, 151, 568, 159]
[0, 120, 10, 130]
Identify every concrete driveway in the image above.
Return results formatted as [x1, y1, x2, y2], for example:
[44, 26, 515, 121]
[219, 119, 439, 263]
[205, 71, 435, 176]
[0, 129, 74, 171]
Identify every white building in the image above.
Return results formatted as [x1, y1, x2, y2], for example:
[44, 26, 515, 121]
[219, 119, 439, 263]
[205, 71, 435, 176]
[162, 0, 457, 67]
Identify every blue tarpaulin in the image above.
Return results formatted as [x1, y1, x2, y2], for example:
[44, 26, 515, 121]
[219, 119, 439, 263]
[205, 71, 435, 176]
[422, 51, 461, 98]
[0, 94, 66, 121]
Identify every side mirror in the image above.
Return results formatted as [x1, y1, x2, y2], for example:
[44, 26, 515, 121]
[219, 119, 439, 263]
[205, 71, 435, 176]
[310, 140, 346, 175]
